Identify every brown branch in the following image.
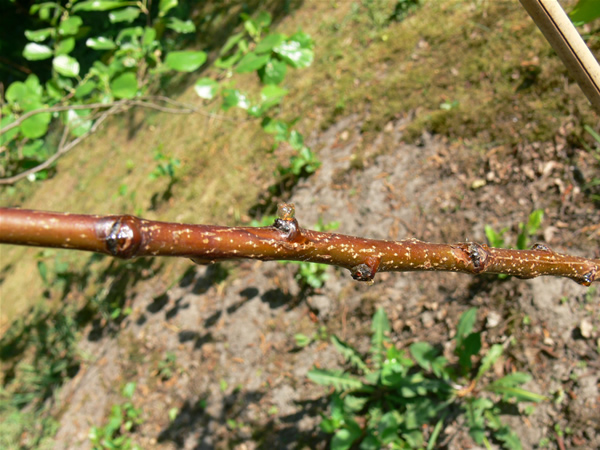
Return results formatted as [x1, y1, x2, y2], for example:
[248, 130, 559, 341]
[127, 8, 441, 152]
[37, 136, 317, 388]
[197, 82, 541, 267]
[0, 96, 233, 136]
[0, 205, 597, 286]
[0, 102, 122, 185]
[0, 95, 242, 184]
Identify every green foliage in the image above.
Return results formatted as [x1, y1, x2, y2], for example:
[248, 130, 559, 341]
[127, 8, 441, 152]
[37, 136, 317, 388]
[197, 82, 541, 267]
[149, 148, 180, 181]
[1, 6, 316, 189]
[0, 0, 205, 180]
[485, 209, 544, 251]
[156, 351, 178, 380]
[308, 307, 545, 449]
[569, 0, 600, 25]
[89, 382, 143, 450]
[0, 300, 81, 447]
[294, 326, 329, 348]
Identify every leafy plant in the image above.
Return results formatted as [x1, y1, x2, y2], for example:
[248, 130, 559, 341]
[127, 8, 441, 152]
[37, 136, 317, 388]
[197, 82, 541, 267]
[308, 307, 545, 449]
[0, 0, 204, 182]
[148, 148, 180, 182]
[294, 325, 329, 348]
[1, 6, 316, 186]
[89, 382, 143, 450]
[485, 209, 544, 251]
[156, 351, 178, 381]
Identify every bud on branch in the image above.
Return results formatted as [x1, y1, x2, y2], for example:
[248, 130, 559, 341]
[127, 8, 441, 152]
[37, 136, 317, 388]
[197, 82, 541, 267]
[0, 205, 597, 286]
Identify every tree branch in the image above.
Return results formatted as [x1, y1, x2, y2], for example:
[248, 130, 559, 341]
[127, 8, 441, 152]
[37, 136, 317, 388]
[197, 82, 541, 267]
[0, 96, 238, 185]
[0, 205, 597, 286]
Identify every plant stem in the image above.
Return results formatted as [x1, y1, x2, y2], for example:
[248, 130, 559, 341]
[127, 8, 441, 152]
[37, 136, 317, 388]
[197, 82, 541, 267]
[0, 205, 598, 285]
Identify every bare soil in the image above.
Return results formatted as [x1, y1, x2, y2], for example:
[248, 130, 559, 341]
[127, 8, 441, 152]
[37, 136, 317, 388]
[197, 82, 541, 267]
[49, 112, 599, 449]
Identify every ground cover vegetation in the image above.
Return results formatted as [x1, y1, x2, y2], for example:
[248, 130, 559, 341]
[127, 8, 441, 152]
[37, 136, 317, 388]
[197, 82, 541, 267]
[1, 0, 599, 448]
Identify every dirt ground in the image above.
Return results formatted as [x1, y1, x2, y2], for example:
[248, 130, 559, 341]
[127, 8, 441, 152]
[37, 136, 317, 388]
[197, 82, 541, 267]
[47, 111, 599, 449]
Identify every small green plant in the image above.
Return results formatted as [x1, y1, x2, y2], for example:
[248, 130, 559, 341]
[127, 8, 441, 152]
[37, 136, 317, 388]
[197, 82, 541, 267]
[148, 149, 180, 181]
[89, 382, 143, 450]
[294, 325, 329, 348]
[156, 351, 178, 381]
[308, 307, 545, 449]
[485, 209, 544, 251]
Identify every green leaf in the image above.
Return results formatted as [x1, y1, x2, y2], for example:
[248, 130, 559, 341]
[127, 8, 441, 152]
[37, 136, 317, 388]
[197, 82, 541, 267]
[235, 51, 270, 73]
[214, 50, 244, 69]
[30, 2, 61, 21]
[307, 368, 365, 391]
[58, 16, 83, 36]
[165, 51, 207, 72]
[55, 37, 75, 55]
[485, 224, 505, 248]
[74, 78, 96, 98]
[159, 0, 177, 17]
[86, 36, 117, 50]
[194, 78, 219, 100]
[142, 27, 157, 47]
[331, 420, 362, 450]
[109, 7, 140, 23]
[64, 109, 92, 137]
[21, 105, 51, 139]
[458, 332, 481, 373]
[73, 1, 130, 12]
[258, 58, 287, 85]
[487, 384, 547, 403]
[23, 43, 53, 61]
[122, 382, 136, 398]
[255, 11, 272, 28]
[289, 130, 304, 150]
[166, 17, 195, 33]
[37, 260, 49, 284]
[331, 335, 369, 373]
[455, 307, 477, 348]
[53, 55, 80, 77]
[294, 333, 312, 347]
[274, 39, 314, 68]
[6, 77, 39, 105]
[476, 344, 503, 380]
[116, 26, 143, 44]
[570, 0, 600, 24]
[0, 114, 19, 145]
[25, 28, 54, 42]
[110, 72, 137, 99]
[410, 342, 439, 371]
[25, 73, 44, 98]
[260, 85, 288, 111]
[290, 30, 314, 48]
[343, 395, 368, 413]
[379, 411, 400, 444]
[370, 307, 390, 368]
[261, 117, 288, 137]
[527, 209, 544, 233]
[255, 33, 286, 54]
[22, 139, 46, 158]
[222, 89, 250, 110]
[45, 79, 62, 100]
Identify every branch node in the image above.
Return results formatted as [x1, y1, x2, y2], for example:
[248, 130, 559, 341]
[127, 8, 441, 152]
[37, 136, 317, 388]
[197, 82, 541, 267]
[103, 215, 142, 259]
[531, 243, 553, 252]
[579, 269, 596, 287]
[460, 242, 489, 273]
[351, 256, 381, 282]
